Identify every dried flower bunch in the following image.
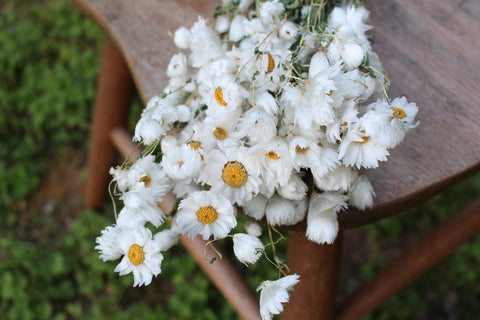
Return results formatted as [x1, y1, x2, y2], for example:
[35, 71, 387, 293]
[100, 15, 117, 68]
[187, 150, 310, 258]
[96, 0, 418, 318]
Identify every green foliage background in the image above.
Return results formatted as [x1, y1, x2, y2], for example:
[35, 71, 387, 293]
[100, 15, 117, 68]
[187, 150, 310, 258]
[0, 0, 478, 319]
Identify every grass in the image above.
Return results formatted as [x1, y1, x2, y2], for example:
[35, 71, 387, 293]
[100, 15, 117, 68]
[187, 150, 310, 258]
[0, 0, 479, 319]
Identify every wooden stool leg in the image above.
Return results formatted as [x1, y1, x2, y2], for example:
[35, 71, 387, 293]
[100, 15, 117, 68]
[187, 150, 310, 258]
[337, 197, 480, 320]
[282, 230, 343, 320]
[85, 36, 135, 209]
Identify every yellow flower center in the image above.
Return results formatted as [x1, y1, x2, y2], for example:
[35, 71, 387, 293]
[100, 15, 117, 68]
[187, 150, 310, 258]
[317, 141, 323, 147]
[188, 141, 204, 160]
[128, 244, 145, 265]
[188, 141, 202, 150]
[266, 53, 275, 73]
[215, 87, 227, 106]
[139, 174, 152, 187]
[355, 130, 370, 144]
[392, 107, 407, 119]
[295, 145, 310, 154]
[177, 160, 185, 167]
[266, 151, 280, 160]
[214, 127, 228, 140]
[196, 206, 218, 224]
[222, 161, 248, 188]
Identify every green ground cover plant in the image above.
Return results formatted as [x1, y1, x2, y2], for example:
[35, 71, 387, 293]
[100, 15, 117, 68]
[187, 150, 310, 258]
[0, 0, 102, 207]
[0, 0, 478, 319]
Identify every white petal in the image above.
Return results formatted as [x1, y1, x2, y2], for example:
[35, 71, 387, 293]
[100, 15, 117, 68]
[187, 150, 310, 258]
[232, 233, 264, 266]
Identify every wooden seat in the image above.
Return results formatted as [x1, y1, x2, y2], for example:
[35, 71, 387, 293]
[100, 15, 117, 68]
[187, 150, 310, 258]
[70, 0, 480, 319]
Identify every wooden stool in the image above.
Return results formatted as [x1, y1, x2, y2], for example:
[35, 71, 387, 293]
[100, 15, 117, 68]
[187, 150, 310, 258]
[70, 0, 480, 319]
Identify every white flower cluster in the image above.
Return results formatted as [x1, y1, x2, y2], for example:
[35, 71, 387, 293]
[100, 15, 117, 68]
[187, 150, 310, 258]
[96, 1, 418, 318]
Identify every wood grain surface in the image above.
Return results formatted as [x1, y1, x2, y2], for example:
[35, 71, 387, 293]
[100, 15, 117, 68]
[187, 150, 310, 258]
[70, 0, 480, 228]
[342, 0, 480, 227]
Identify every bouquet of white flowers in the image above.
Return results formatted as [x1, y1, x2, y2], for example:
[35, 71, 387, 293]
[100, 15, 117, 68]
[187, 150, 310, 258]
[96, 0, 418, 318]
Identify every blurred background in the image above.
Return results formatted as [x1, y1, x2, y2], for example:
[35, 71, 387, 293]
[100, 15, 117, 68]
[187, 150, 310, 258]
[0, 0, 479, 319]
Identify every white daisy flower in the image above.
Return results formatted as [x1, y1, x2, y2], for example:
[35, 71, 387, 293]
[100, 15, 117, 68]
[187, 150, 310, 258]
[188, 17, 224, 68]
[160, 135, 177, 154]
[276, 173, 308, 201]
[153, 229, 180, 252]
[314, 164, 358, 192]
[167, 53, 188, 79]
[185, 139, 206, 162]
[259, 0, 284, 26]
[173, 26, 192, 49]
[309, 51, 330, 78]
[233, 48, 288, 91]
[161, 144, 203, 183]
[176, 191, 237, 240]
[326, 24, 362, 69]
[306, 192, 348, 244]
[242, 193, 306, 226]
[109, 166, 131, 194]
[286, 120, 325, 141]
[334, 69, 377, 102]
[362, 97, 419, 148]
[196, 57, 237, 86]
[238, 107, 277, 145]
[386, 97, 419, 123]
[328, 5, 372, 43]
[95, 225, 123, 261]
[253, 90, 279, 117]
[124, 155, 171, 201]
[116, 205, 165, 228]
[279, 21, 299, 41]
[327, 6, 372, 70]
[201, 113, 245, 151]
[325, 100, 359, 144]
[199, 147, 261, 205]
[349, 175, 375, 210]
[288, 135, 338, 178]
[237, 17, 267, 45]
[180, 120, 207, 147]
[265, 195, 307, 226]
[250, 137, 293, 197]
[244, 221, 263, 237]
[176, 104, 191, 122]
[110, 156, 170, 227]
[133, 96, 178, 144]
[133, 117, 165, 146]
[232, 233, 264, 266]
[288, 135, 320, 170]
[281, 52, 340, 130]
[215, 15, 230, 34]
[257, 274, 300, 320]
[338, 122, 390, 169]
[342, 40, 366, 69]
[202, 80, 246, 118]
[114, 226, 164, 287]
[229, 16, 251, 42]
[242, 194, 268, 220]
